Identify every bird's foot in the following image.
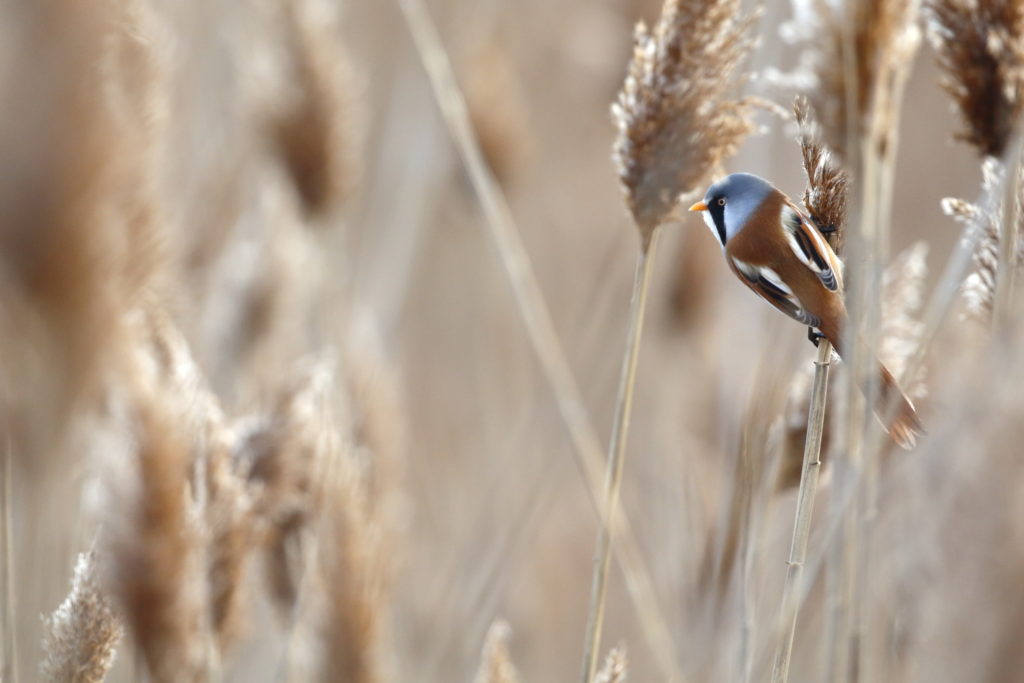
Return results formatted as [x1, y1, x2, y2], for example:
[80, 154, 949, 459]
[807, 327, 826, 347]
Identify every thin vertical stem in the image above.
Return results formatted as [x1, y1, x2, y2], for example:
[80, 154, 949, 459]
[395, 1, 680, 678]
[580, 228, 662, 683]
[771, 339, 834, 683]
[1, 440, 16, 683]
[995, 134, 1023, 331]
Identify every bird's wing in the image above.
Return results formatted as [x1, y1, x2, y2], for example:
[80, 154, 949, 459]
[729, 258, 822, 327]
[780, 202, 842, 292]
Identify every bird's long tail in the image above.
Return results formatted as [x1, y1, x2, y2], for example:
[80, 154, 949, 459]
[876, 362, 924, 449]
[823, 329, 924, 449]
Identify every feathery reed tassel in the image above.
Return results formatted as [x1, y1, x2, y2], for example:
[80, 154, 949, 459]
[42, 550, 124, 683]
[794, 96, 849, 248]
[794, 0, 922, 161]
[594, 646, 628, 683]
[612, 0, 759, 244]
[944, 159, 1024, 321]
[204, 434, 256, 652]
[583, 2, 760, 680]
[274, 0, 360, 218]
[474, 620, 521, 683]
[925, 0, 1024, 158]
[312, 437, 389, 683]
[109, 394, 208, 683]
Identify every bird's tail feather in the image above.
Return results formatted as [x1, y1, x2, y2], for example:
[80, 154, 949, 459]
[821, 328, 924, 449]
[876, 362, 924, 450]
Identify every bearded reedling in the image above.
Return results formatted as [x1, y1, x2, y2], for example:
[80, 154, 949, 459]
[689, 173, 923, 448]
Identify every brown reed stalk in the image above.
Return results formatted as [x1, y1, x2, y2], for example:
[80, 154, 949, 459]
[771, 338, 834, 683]
[770, 97, 846, 683]
[582, 1, 759, 678]
[41, 550, 124, 683]
[474, 620, 521, 683]
[816, 3, 920, 680]
[396, 0, 681, 677]
[1, 444, 15, 683]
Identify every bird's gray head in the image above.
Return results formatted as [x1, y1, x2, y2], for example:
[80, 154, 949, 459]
[689, 173, 776, 246]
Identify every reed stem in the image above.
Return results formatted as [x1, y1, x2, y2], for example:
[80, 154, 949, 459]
[995, 134, 1023, 331]
[1, 440, 16, 683]
[771, 338, 834, 683]
[395, 1, 680, 678]
[580, 229, 661, 683]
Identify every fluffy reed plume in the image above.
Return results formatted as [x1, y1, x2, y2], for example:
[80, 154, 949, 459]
[204, 433, 256, 651]
[41, 550, 124, 683]
[312, 433, 390, 683]
[252, 359, 391, 682]
[0, 0, 163, 471]
[473, 620, 521, 683]
[794, 0, 921, 159]
[135, 305, 259, 652]
[239, 365, 326, 612]
[108, 392, 208, 683]
[273, 0, 360, 218]
[925, 0, 1024, 157]
[611, 0, 759, 242]
[594, 646, 628, 683]
[794, 96, 849, 247]
[879, 242, 929, 394]
[944, 159, 1024, 320]
[342, 322, 408, 526]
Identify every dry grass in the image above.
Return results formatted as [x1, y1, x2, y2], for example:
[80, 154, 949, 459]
[3, 0, 1024, 681]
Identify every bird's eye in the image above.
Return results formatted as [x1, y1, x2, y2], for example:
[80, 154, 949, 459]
[717, 198, 726, 206]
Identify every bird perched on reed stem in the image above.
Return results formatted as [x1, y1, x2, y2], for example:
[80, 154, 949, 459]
[689, 172, 923, 448]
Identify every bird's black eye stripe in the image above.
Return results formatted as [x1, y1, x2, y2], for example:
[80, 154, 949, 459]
[708, 197, 727, 245]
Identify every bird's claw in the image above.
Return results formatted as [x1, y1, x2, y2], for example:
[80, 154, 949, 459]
[807, 327, 826, 347]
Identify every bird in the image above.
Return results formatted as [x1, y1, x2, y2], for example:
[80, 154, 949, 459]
[688, 172, 923, 449]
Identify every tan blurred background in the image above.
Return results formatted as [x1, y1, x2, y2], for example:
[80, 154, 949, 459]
[0, 0, 993, 681]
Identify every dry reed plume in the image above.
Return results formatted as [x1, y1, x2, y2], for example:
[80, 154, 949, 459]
[925, 0, 1024, 157]
[611, 0, 759, 243]
[794, 96, 849, 248]
[474, 621, 521, 683]
[943, 159, 1024, 320]
[41, 550, 124, 683]
[795, 0, 922, 160]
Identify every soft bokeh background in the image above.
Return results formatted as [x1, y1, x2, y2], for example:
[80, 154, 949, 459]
[1, 0, 1011, 681]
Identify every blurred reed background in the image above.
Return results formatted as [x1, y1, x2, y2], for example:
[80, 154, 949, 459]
[2, 0, 1022, 681]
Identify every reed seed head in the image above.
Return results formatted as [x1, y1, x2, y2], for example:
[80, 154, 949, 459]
[926, 0, 1024, 157]
[612, 0, 759, 245]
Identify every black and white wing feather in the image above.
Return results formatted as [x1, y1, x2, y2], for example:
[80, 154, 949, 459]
[729, 258, 822, 327]
[780, 203, 842, 292]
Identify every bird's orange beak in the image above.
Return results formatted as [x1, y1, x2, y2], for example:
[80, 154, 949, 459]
[688, 201, 708, 212]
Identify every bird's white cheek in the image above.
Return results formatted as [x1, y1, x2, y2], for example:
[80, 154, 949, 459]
[701, 211, 722, 245]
